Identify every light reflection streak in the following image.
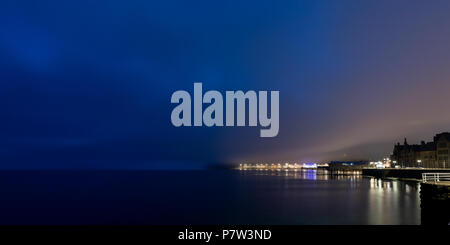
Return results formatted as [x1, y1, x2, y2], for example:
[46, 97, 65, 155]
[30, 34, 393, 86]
[236, 169, 420, 224]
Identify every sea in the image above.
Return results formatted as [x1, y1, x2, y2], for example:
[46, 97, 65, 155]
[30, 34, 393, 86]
[0, 169, 420, 225]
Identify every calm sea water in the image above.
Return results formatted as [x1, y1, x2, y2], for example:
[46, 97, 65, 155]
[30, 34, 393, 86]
[0, 170, 420, 225]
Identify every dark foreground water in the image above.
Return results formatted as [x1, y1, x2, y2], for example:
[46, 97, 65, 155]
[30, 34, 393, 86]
[0, 170, 420, 225]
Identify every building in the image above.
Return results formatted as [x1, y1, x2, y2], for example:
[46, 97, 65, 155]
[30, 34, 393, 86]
[435, 133, 450, 168]
[391, 132, 450, 168]
[327, 161, 369, 170]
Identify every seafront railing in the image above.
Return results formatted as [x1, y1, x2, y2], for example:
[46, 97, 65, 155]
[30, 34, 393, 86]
[422, 173, 450, 183]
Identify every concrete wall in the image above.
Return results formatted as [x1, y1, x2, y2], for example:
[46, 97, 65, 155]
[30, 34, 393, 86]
[420, 183, 450, 225]
[362, 168, 450, 180]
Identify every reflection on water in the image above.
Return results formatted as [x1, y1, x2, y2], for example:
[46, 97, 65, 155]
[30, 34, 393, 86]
[239, 169, 363, 181]
[238, 169, 420, 225]
[367, 178, 420, 224]
[0, 170, 421, 225]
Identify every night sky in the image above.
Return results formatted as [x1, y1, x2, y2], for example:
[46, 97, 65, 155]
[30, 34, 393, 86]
[2, 1, 450, 169]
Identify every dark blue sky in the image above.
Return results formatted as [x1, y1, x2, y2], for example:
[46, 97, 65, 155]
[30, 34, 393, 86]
[2, 1, 450, 169]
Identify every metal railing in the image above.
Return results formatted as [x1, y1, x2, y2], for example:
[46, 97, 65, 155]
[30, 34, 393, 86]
[422, 173, 450, 183]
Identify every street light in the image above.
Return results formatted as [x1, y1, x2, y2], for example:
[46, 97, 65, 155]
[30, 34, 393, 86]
[417, 159, 422, 168]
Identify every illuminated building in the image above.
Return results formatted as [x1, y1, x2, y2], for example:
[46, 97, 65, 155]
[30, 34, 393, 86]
[391, 132, 450, 168]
